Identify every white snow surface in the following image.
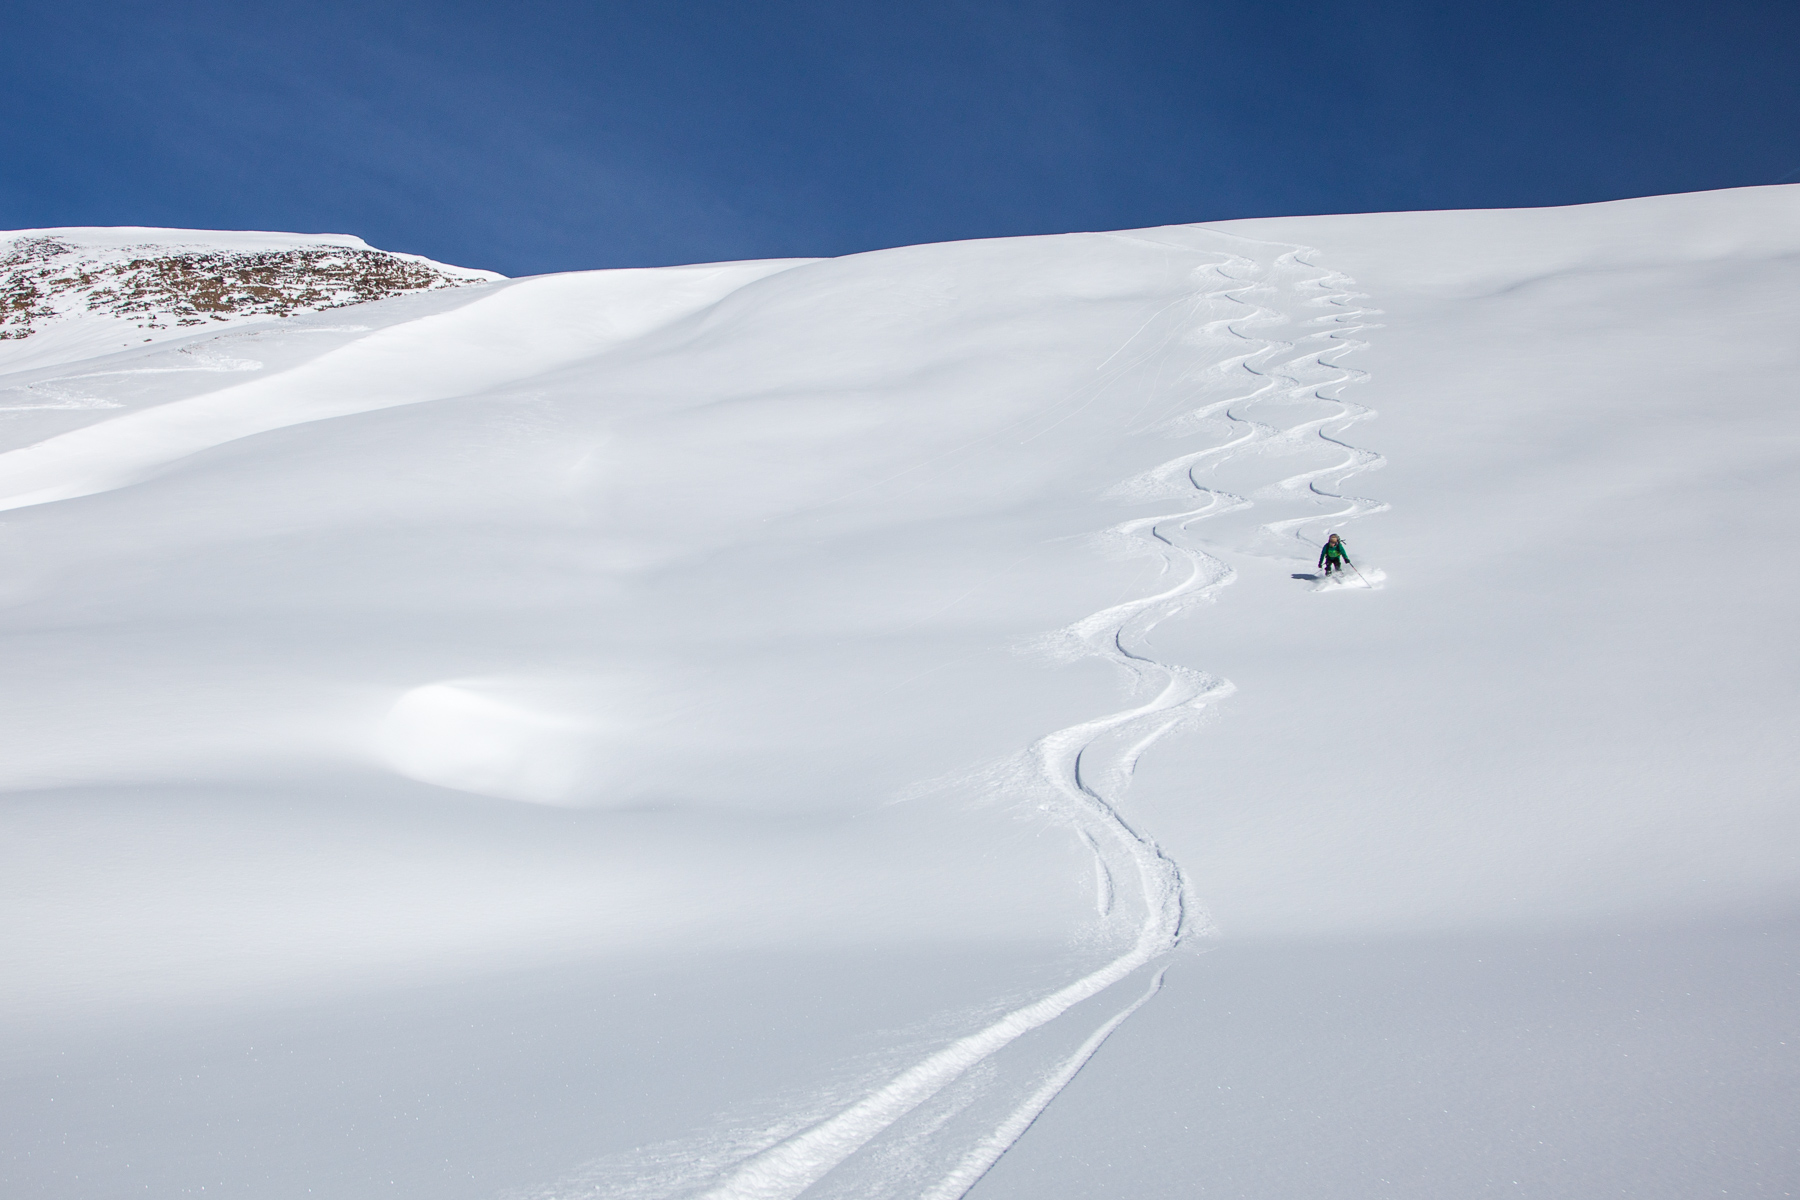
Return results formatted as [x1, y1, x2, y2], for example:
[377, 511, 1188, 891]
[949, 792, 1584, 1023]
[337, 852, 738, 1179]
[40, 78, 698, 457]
[3, 188, 1797, 1199]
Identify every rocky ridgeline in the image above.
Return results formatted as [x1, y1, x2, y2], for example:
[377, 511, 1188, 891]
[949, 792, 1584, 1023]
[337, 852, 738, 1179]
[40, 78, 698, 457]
[0, 234, 493, 341]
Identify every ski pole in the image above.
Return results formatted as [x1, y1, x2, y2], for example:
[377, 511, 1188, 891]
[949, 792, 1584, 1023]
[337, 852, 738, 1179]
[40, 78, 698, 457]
[1348, 562, 1371, 588]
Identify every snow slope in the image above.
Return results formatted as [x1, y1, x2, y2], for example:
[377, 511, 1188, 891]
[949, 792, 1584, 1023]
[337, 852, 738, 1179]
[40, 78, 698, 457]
[2, 188, 1797, 1199]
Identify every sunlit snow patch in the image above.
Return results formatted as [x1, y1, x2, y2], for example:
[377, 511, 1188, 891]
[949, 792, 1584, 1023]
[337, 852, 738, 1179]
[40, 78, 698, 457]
[378, 679, 613, 806]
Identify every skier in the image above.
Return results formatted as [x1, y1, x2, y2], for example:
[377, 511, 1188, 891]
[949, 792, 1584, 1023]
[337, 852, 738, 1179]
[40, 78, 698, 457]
[1318, 533, 1352, 578]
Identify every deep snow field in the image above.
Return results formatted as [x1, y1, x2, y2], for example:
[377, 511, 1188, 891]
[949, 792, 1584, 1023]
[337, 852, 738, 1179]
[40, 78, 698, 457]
[2, 187, 1797, 1199]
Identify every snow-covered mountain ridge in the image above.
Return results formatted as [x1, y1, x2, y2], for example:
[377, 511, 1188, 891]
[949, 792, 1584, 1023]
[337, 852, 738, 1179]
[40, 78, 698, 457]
[0, 227, 499, 372]
[2, 187, 1797, 1200]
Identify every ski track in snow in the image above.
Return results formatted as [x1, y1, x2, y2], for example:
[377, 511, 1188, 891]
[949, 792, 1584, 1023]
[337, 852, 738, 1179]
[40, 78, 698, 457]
[917, 969, 1168, 1200]
[686, 237, 1386, 1200]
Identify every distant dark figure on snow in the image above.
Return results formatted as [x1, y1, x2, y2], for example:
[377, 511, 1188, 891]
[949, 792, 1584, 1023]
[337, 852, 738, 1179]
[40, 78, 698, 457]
[1318, 534, 1352, 577]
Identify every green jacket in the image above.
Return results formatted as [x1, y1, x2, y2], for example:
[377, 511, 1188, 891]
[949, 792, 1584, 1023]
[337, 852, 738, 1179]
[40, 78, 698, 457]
[1319, 540, 1350, 565]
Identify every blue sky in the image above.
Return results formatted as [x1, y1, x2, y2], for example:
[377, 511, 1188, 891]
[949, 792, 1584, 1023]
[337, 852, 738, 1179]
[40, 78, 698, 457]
[3, 0, 1795, 276]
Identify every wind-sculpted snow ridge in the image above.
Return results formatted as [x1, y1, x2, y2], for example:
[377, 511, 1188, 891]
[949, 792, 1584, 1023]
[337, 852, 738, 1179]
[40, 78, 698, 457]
[525, 237, 1384, 1200]
[0, 259, 809, 509]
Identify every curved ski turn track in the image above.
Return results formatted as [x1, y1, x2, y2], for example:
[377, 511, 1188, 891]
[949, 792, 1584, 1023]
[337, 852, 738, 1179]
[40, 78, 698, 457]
[667, 235, 1388, 1200]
